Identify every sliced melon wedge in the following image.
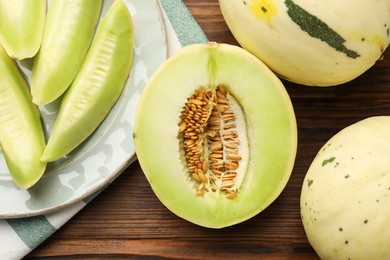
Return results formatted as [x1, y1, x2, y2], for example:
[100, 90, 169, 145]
[31, 0, 103, 105]
[41, 0, 134, 162]
[134, 43, 297, 228]
[0, 0, 46, 60]
[0, 46, 46, 189]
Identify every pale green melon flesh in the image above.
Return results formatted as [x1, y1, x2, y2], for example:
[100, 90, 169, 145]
[31, 0, 103, 105]
[301, 116, 390, 259]
[134, 43, 297, 228]
[0, 0, 46, 60]
[41, 0, 134, 162]
[0, 46, 46, 189]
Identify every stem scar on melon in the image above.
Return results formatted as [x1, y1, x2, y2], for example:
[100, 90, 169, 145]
[248, 0, 278, 23]
[134, 43, 297, 228]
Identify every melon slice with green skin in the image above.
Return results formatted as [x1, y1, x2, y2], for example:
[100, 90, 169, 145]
[0, 46, 46, 189]
[219, 0, 390, 86]
[134, 43, 297, 228]
[41, 0, 134, 163]
[301, 116, 390, 259]
[0, 0, 46, 60]
[31, 0, 103, 105]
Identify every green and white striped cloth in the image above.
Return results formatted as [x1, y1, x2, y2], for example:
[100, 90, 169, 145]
[0, 1, 207, 259]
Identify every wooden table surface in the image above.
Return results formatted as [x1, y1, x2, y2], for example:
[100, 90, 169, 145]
[28, 0, 390, 259]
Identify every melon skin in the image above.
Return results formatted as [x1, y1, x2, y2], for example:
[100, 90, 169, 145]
[301, 116, 390, 259]
[219, 0, 390, 86]
[134, 43, 297, 228]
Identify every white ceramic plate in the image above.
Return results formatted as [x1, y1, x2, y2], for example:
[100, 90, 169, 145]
[0, 0, 167, 218]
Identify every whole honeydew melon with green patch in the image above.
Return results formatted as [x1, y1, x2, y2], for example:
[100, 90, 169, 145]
[0, 0, 46, 60]
[31, 0, 103, 105]
[0, 46, 46, 189]
[219, 0, 390, 86]
[301, 116, 390, 259]
[134, 43, 297, 228]
[41, 0, 134, 162]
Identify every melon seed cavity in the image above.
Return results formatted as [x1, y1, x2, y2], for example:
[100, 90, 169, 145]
[179, 85, 248, 199]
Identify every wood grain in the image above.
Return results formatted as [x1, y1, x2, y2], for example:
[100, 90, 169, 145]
[27, 0, 390, 259]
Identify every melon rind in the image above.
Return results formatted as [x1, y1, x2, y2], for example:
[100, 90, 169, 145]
[134, 43, 297, 228]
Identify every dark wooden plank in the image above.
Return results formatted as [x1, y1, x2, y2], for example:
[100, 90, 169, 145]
[29, 163, 318, 259]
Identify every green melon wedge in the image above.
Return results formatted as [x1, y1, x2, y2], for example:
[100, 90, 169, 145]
[0, 46, 46, 189]
[31, 0, 103, 105]
[41, 0, 134, 162]
[0, 0, 46, 60]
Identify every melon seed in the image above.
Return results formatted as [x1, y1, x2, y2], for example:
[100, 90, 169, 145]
[179, 85, 243, 199]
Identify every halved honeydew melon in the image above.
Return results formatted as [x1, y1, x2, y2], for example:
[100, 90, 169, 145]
[0, 46, 46, 189]
[0, 0, 46, 60]
[31, 0, 103, 105]
[41, 0, 134, 162]
[134, 43, 297, 228]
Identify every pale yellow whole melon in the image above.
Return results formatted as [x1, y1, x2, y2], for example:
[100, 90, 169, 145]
[301, 116, 390, 259]
[219, 0, 390, 86]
